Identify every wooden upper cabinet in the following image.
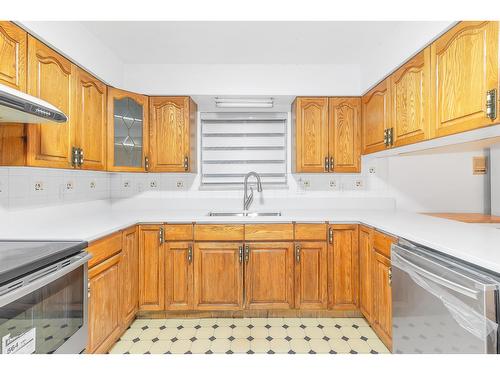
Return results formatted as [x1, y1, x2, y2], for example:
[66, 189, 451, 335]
[329, 98, 361, 172]
[0, 21, 27, 91]
[165, 241, 194, 310]
[328, 225, 359, 311]
[73, 67, 107, 170]
[294, 241, 328, 309]
[149, 96, 197, 172]
[193, 242, 243, 310]
[358, 225, 373, 323]
[27, 36, 74, 168]
[431, 21, 499, 138]
[107, 87, 149, 172]
[293, 97, 329, 172]
[390, 48, 431, 147]
[362, 78, 391, 154]
[138, 225, 164, 311]
[244, 242, 294, 310]
[121, 226, 139, 327]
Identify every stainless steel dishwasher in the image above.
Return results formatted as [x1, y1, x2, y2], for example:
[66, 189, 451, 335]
[392, 239, 500, 354]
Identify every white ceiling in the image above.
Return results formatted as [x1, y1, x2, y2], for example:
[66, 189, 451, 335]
[81, 21, 453, 65]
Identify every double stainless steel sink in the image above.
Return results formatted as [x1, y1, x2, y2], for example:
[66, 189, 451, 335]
[208, 211, 282, 217]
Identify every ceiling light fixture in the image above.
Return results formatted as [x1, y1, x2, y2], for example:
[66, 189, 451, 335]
[215, 98, 274, 108]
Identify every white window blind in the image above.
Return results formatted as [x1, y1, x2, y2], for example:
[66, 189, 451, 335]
[200, 112, 287, 188]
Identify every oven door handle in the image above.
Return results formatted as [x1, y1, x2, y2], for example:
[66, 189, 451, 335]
[0, 253, 92, 308]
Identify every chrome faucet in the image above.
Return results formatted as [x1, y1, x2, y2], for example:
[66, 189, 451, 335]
[243, 171, 263, 211]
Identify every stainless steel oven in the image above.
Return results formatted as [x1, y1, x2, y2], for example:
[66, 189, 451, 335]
[0, 241, 90, 354]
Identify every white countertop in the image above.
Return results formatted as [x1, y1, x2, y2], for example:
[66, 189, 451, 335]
[1, 205, 500, 274]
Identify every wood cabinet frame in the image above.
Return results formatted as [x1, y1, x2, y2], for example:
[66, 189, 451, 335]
[149, 96, 197, 172]
[244, 241, 294, 310]
[107, 87, 149, 172]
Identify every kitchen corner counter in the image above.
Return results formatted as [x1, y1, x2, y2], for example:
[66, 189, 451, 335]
[1, 206, 500, 274]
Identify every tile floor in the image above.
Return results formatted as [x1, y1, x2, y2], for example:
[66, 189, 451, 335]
[109, 317, 390, 354]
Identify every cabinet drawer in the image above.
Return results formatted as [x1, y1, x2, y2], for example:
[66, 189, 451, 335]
[194, 224, 244, 241]
[165, 224, 193, 241]
[294, 223, 327, 241]
[88, 232, 122, 268]
[373, 230, 396, 258]
[245, 224, 294, 241]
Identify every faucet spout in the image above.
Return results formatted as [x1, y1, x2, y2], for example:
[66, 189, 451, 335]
[243, 171, 263, 211]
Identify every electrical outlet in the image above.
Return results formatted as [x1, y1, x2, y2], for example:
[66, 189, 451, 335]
[329, 180, 337, 189]
[369, 167, 376, 174]
[89, 181, 96, 189]
[66, 181, 74, 190]
[176, 180, 184, 189]
[34, 182, 44, 191]
[123, 181, 130, 188]
[150, 180, 158, 188]
[302, 179, 310, 188]
[354, 180, 363, 189]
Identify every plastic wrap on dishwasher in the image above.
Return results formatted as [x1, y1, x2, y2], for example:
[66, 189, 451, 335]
[392, 251, 498, 342]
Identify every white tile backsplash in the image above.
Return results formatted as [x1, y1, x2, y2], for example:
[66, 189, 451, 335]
[0, 167, 110, 210]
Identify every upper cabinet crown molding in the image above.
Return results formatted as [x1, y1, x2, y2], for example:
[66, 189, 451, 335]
[0, 21, 27, 92]
[149, 96, 198, 173]
[430, 21, 499, 138]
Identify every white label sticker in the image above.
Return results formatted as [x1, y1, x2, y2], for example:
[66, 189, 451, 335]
[2, 328, 36, 354]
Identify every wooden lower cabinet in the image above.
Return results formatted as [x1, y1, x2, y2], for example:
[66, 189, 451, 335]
[244, 242, 294, 309]
[87, 253, 122, 354]
[328, 225, 359, 310]
[294, 241, 328, 309]
[139, 225, 164, 311]
[372, 252, 392, 350]
[358, 225, 373, 322]
[193, 242, 243, 310]
[165, 241, 194, 310]
[371, 230, 396, 351]
[121, 226, 139, 327]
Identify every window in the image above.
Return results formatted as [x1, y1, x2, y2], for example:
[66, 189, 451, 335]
[200, 112, 287, 189]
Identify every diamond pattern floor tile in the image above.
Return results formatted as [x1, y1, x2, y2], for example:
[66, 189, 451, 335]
[110, 317, 389, 354]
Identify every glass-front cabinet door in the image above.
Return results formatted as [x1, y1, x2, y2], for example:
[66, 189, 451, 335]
[107, 87, 149, 171]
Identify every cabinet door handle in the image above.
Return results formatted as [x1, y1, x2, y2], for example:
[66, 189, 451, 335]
[159, 227, 164, 244]
[486, 89, 497, 120]
[187, 245, 193, 263]
[324, 156, 329, 172]
[145, 156, 150, 171]
[329, 156, 334, 172]
[239, 245, 243, 263]
[244, 244, 250, 263]
[78, 148, 84, 167]
[71, 146, 79, 168]
[295, 244, 301, 263]
[183, 156, 189, 171]
[328, 227, 334, 244]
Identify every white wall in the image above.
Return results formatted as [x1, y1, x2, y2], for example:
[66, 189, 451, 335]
[491, 144, 500, 216]
[123, 64, 361, 96]
[380, 150, 489, 213]
[18, 21, 124, 87]
[0, 167, 110, 210]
